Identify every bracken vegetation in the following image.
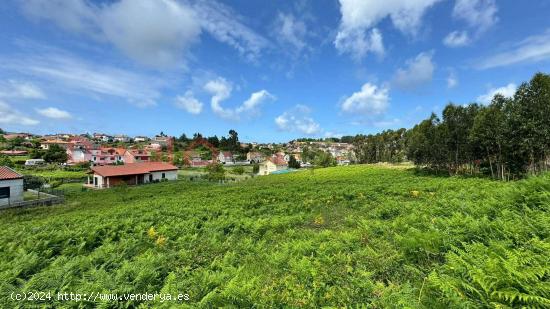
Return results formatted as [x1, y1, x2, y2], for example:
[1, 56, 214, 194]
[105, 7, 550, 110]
[1, 165, 548, 308]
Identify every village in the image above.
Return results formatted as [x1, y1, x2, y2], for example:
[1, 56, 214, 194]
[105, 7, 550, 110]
[0, 129, 355, 206]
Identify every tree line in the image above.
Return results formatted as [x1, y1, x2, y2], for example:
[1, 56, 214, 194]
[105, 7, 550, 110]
[351, 72, 550, 180]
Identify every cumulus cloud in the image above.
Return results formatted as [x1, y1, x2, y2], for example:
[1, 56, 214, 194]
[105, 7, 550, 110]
[20, 0, 268, 67]
[393, 52, 435, 90]
[175, 91, 203, 115]
[36, 107, 72, 119]
[477, 30, 550, 69]
[477, 83, 516, 104]
[443, 30, 470, 47]
[275, 105, 321, 135]
[0, 80, 46, 99]
[444, 0, 498, 47]
[334, 0, 440, 59]
[341, 83, 389, 115]
[0, 101, 39, 125]
[1, 52, 162, 107]
[203, 77, 274, 120]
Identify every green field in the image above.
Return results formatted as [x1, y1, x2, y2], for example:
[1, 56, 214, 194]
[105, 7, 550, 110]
[0, 165, 548, 307]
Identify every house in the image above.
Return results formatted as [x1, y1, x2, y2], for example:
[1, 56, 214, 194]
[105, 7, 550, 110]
[0, 166, 24, 206]
[86, 162, 178, 189]
[89, 147, 126, 165]
[40, 139, 71, 150]
[93, 133, 112, 142]
[133, 136, 149, 143]
[123, 149, 151, 163]
[246, 151, 264, 163]
[258, 157, 287, 175]
[114, 134, 130, 143]
[218, 151, 234, 164]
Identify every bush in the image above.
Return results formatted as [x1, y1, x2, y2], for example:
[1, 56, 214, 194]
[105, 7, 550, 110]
[206, 162, 225, 181]
[0, 155, 14, 168]
[233, 166, 245, 175]
[23, 175, 45, 190]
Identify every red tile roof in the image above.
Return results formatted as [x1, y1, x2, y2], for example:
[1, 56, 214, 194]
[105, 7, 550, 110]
[0, 166, 23, 180]
[91, 162, 178, 177]
[267, 157, 287, 166]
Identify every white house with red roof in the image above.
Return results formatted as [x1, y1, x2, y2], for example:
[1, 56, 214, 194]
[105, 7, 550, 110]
[218, 151, 235, 164]
[0, 166, 24, 206]
[86, 162, 178, 189]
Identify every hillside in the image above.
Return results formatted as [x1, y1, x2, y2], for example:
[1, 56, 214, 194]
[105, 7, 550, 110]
[0, 165, 548, 308]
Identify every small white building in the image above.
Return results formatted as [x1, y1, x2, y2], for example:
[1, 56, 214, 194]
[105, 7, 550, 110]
[218, 151, 234, 164]
[0, 166, 24, 206]
[86, 162, 178, 189]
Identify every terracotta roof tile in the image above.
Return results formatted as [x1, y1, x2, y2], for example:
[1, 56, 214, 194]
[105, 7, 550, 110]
[91, 162, 177, 177]
[0, 166, 23, 180]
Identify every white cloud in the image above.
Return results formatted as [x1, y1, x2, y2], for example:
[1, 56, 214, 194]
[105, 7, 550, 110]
[2, 52, 162, 107]
[203, 77, 274, 120]
[98, 0, 201, 68]
[341, 83, 389, 115]
[21, 0, 268, 67]
[36, 107, 72, 119]
[334, 0, 440, 59]
[275, 105, 321, 135]
[274, 13, 307, 55]
[0, 101, 39, 125]
[0, 80, 46, 99]
[393, 51, 435, 90]
[237, 90, 275, 114]
[447, 71, 458, 88]
[444, 0, 497, 47]
[477, 30, 550, 69]
[477, 83, 516, 104]
[453, 0, 498, 33]
[175, 91, 203, 114]
[443, 30, 470, 47]
[193, 1, 269, 63]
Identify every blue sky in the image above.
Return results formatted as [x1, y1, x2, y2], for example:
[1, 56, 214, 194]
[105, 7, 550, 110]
[1, 0, 549, 142]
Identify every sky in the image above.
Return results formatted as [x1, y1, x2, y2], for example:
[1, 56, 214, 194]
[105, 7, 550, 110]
[1, 0, 550, 142]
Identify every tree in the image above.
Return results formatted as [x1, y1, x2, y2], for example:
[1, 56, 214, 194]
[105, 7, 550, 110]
[233, 166, 245, 175]
[42, 144, 68, 163]
[205, 162, 225, 181]
[0, 155, 14, 168]
[314, 152, 336, 168]
[288, 155, 300, 169]
[23, 175, 45, 190]
[252, 163, 259, 174]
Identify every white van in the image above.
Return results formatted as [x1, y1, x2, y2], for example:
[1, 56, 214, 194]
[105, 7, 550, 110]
[24, 159, 46, 166]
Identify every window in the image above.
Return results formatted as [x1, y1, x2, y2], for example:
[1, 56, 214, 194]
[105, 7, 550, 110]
[162, 173, 166, 179]
[0, 187, 10, 199]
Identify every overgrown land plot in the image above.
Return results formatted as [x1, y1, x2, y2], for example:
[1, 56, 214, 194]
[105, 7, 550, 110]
[0, 165, 548, 308]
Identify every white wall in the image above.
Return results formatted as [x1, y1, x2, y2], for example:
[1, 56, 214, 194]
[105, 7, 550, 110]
[149, 170, 178, 182]
[0, 178, 24, 206]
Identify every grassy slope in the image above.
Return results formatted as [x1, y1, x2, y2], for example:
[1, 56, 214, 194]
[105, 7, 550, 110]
[0, 165, 548, 308]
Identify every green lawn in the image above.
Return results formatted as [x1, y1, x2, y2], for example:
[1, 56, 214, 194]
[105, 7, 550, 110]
[16, 168, 88, 181]
[0, 165, 548, 308]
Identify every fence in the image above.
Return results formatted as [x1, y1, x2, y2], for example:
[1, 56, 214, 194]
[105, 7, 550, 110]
[0, 188, 65, 211]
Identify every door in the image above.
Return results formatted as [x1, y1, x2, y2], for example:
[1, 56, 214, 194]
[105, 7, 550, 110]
[149, 174, 153, 182]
